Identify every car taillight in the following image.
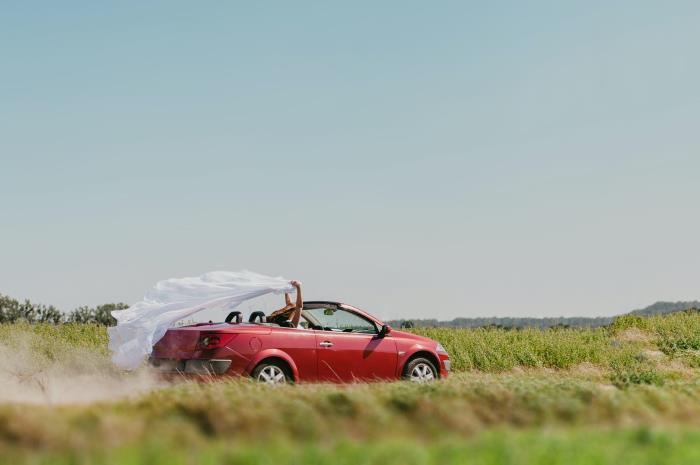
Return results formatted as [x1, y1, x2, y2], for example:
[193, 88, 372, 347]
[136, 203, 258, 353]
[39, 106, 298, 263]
[198, 333, 234, 349]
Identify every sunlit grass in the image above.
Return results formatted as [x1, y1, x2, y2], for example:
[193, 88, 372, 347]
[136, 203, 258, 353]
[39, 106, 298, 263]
[4, 311, 700, 464]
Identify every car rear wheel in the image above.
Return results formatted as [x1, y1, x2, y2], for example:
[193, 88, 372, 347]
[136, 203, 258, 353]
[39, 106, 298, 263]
[252, 361, 292, 385]
[403, 357, 438, 383]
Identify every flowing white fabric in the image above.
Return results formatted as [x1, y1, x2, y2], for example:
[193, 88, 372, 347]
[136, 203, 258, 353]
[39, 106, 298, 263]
[108, 270, 293, 370]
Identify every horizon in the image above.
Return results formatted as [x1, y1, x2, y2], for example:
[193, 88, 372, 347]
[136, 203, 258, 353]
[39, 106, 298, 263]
[2, 2, 699, 321]
[2, 289, 698, 322]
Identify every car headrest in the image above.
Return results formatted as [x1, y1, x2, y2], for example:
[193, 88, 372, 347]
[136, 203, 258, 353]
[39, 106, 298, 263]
[249, 311, 266, 323]
[225, 311, 242, 324]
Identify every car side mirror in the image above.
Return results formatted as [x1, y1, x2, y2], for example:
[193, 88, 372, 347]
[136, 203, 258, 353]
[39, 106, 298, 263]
[378, 324, 391, 338]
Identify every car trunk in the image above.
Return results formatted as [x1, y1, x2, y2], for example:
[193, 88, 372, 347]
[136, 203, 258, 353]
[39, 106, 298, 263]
[152, 327, 203, 358]
[151, 327, 230, 374]
[150, 323, 271, 375]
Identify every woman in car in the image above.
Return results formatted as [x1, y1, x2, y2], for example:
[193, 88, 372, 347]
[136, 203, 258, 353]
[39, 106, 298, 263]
[266, 280, 303, 327]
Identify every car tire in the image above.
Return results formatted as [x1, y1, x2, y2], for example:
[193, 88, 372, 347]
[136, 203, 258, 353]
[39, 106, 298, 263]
[252, 360, 293, 385]
[403, 357, 438, 383]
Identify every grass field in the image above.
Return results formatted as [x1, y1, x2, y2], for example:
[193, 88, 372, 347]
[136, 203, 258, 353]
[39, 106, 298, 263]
[3, 312, 700, 464]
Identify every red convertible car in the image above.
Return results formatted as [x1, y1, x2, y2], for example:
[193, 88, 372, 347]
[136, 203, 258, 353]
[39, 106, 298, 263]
[151, 301, 450, 384]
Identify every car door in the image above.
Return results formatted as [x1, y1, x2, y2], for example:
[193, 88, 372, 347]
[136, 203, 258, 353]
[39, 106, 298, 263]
[265, 326, 318, 381]
[304, 306, 397, 382]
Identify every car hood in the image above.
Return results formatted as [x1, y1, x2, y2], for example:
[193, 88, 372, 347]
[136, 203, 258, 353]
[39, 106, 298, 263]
[389, 329, 437, 345]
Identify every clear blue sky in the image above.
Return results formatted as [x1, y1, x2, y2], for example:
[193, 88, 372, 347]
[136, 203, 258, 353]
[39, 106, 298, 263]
[2, 1, 699, 320]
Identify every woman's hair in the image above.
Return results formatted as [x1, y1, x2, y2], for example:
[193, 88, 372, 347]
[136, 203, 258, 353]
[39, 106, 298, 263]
[271, 313, 292, 325]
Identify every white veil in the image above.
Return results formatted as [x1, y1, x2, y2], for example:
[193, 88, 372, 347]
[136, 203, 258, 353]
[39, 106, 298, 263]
[108, 270, 293, 370]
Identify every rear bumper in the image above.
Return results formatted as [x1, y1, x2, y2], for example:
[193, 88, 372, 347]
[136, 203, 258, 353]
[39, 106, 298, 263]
[151, 358, 232, 375]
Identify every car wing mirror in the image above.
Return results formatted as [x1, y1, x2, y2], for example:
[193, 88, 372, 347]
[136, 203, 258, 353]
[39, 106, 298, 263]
[378, 324, 391, 338]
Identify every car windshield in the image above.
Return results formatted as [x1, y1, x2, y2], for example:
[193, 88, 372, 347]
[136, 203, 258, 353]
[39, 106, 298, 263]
[302, 307, 377, 334]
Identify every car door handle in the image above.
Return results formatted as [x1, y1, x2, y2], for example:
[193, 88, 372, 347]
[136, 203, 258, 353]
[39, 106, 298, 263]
[319, 341, 333, 348]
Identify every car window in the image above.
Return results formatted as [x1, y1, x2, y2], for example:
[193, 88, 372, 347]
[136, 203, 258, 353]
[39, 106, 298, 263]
[297, 316, 309, 329]
[303, 307, 377, 334]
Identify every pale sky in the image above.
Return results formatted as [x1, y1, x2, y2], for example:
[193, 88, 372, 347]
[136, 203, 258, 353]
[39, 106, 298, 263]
[1, 1, 699, 321]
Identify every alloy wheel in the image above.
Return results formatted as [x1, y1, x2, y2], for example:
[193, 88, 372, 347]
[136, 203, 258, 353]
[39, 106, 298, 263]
[409, 362, 436, 383]
[256, 365, 287, 385]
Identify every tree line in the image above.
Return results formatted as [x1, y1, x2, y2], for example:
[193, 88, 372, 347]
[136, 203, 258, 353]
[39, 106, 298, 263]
[387, 316, 615, 329]
[3, 293, 699, 329]
[388, 301, 700, 329]
[0, 294, 127, 325]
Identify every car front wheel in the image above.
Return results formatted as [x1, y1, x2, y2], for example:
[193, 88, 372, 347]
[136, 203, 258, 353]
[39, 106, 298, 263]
[403, 357, 438, 383]
[252, 361, 292, 385]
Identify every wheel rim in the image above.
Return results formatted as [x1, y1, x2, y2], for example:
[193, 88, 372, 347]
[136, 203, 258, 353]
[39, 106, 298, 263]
[257, 365, 287, 385]
[409, 363, 435, 383]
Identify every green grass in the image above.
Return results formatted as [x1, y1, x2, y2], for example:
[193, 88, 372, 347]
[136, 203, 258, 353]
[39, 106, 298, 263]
[4, 310, 700, 374]
[411, 311, 700, 372]
[5, 428, 700, 465]
[5, 373, 700, 440]
[413, 326, 611, 371]
[5, 375, 700, 464]
[4, 312, 700, 464]
[0, 322, 108, 355]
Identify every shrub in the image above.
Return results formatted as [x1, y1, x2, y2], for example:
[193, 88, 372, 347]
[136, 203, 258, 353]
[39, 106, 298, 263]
[0, 294, 126, 326]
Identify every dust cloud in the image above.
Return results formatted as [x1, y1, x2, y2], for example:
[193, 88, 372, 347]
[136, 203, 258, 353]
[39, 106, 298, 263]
[0, 332, 164, 405]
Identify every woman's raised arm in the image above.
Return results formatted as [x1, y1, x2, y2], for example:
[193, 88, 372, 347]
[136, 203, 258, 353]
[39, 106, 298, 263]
[289, 280, 303, 327]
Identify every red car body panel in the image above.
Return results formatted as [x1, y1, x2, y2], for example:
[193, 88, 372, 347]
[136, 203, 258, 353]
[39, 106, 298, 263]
[315, 331, 398, 382]
[151, 301, 449, 383]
